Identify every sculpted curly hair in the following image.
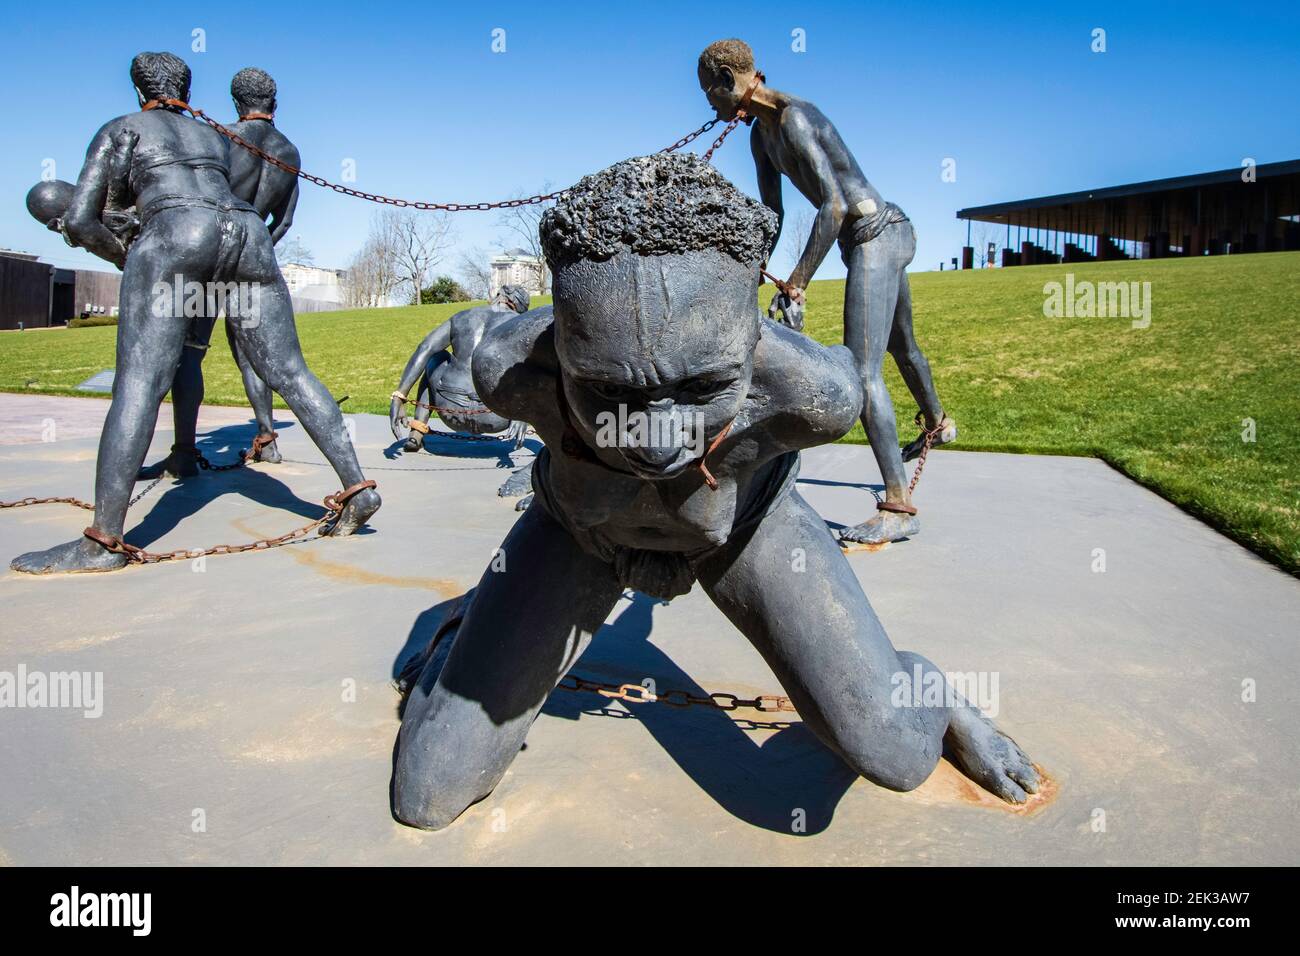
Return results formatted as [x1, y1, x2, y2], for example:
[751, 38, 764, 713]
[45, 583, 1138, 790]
[231, 67, 277, 113]
[539, 153, 777, 270]
[130, 52, 191, 103]
[697, 39, 756, 85]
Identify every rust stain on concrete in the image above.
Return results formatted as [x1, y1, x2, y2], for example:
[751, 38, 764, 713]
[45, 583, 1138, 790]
[231, 517, 461, 594]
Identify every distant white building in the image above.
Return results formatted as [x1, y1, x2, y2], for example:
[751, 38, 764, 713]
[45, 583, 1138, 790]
[280, 262, 347, 312]
[490, 249, 547, 298]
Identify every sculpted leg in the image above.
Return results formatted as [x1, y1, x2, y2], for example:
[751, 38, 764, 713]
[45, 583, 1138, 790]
[230, 247, 378, 534]
[393, 503, 622, 829]
[696, 489, 1039, 801]
[840, 238, 919, 545]
[227, 319, 281, 463]
[138, 330, 206, 480]
[13, 238, 191, 572]
[403, 376, 434, 453]
[889, 276, 957, 462]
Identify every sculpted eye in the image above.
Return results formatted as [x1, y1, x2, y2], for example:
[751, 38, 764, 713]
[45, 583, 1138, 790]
[683, 378, 735, 399]
[586, 381, 630, 401]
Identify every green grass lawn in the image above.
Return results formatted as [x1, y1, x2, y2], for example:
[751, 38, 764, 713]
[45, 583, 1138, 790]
[2, 252, 1297, 574]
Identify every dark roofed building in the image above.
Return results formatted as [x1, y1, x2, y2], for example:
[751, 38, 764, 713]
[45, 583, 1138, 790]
[956, 159, 1300, 267]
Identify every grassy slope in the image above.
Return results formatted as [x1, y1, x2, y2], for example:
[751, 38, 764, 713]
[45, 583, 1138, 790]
[2, 252, 1297, 573]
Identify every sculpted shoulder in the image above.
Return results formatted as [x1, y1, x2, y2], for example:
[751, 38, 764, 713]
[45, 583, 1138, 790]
[750, 319, 862, 447]
[472, 306, 557, 423]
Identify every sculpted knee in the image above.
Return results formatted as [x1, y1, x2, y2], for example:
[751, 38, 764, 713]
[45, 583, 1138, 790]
[392, 780, 474, 831]
[836, 721, 942, 793]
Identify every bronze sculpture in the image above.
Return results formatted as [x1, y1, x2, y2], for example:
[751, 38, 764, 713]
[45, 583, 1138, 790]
[698, 39, 957, 545]
[391, 154, 1038, 830]
[390, 284, 532, 452]
[11, 52, 379, 574]
[139, 67, 299, 479]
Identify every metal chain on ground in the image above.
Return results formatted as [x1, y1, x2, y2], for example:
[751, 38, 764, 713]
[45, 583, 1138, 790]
[557, 673, 797, 715]
[80, 479, 376, 566]
[143, 99, 737, 213]
[0, 475, 162, 514]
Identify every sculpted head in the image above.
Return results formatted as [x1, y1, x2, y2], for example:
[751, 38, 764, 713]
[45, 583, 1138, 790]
[492, 284, 530, 314]
[539, 153, 776, 478]
[697, 39, 760, 120]
[231, 67, 277, 118]
[130, 52, 191, 107]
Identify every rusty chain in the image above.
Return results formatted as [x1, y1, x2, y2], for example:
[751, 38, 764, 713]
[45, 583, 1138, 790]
[391, 391, 495, 416]
[2, 433, 374, 566]
[557, 673, 796, 715]
[144, 99, 738, 213]
[0, 475, 163, 514]
[78, 479, 376, 565]
[907, 411, 946, 495]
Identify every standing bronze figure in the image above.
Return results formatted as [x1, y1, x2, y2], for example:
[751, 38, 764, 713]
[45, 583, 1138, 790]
[698, 39, 957, 545]
[12, 52, 379, 574]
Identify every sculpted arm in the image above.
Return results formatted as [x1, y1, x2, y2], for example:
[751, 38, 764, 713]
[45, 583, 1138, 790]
[267, 181, 298, 245]
[62, 122, 130, 269]
[751, 129, 783, 260]
[266, 146, 301, 245]
[782, 110, 847, 290]
[472, 308, 561, 432]
[390, 322, 452, 434]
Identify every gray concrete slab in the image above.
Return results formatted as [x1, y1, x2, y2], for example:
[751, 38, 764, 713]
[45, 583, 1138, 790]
[0, 395, 1296, 866]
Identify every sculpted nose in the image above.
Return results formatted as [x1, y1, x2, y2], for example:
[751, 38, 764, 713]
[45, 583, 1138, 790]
[623, 401, 686, 467]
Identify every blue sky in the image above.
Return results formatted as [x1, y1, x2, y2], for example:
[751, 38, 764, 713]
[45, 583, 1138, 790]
[1, 0, 1296, 279]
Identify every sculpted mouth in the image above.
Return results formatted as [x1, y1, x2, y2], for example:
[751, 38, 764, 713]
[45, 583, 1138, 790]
[621, 447, 695, 479]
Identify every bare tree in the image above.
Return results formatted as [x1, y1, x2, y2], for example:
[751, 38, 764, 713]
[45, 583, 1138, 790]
[774, 207, 817, 277]
[455, 245, 493, 300]
[276, 236, 314, 266]
[341, 212, 402, 309]
[494, 185, 555, 294]
[373, 208, 456, 305]
[972, 223, 1001, 268]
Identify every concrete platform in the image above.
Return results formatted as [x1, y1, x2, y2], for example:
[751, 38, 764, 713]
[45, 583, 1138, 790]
[0, 395, 1296, 866]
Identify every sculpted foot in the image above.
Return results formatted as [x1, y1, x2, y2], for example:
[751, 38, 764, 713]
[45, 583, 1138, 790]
[945, 704, 1041, 804]
[514, 494, 534, 512]
[902, 415, 957, 463]
[11, 536, 128, 574]
[839, 510, 919, 545]
[402, 436, 422, 454]
[251, 438, 282, 464]
[137, 446, 199, 479]
[496, 465, 533, 498]
[325, 487, 380, 536]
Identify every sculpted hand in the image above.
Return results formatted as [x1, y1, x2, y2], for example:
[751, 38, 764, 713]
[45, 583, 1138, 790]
[768, 287, 806, 332]
[390, 395, 410, 442]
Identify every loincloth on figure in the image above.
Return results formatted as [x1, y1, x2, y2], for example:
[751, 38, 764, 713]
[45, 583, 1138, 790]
[837, 200, 911, 263]
[530, 444, 801, 600]
[140, 195, 261, 348]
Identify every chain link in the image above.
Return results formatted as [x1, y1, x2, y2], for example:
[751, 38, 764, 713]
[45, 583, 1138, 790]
[391, 391, 495, 416]
[557, 673, 797, 715]
[907, 411, 946, 495]
[149, 99, 734, 212]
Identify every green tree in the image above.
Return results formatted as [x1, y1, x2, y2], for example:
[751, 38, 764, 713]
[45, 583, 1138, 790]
[420, 276, 471, 304]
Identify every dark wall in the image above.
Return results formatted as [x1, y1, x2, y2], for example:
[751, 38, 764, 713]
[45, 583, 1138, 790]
[73, 269, 121, 317]
[0, 256, 52, 330]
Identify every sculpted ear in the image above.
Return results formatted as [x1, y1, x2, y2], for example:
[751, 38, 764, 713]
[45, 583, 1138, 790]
[718, 66, 736, 91]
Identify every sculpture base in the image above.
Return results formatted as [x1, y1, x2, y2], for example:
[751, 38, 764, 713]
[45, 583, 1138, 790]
[1, 396, 1295, 865]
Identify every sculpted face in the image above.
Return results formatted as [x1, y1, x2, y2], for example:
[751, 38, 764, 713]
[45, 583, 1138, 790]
[698, 65, 740, 120]
[554, 248, 758, 479]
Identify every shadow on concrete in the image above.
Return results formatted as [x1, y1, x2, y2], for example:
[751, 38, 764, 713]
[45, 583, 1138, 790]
[795, 476, 882, 493]
[392, 589, 857, 835]
[123, 420, 331, 549]
[382, 433, 542, 467]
